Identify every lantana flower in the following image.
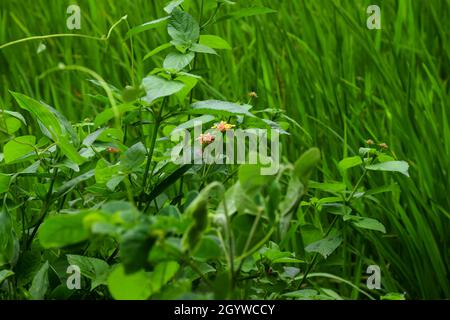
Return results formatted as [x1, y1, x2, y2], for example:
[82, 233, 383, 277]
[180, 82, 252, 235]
[198, 133, 215, 145]
[212, 121, 235, 133]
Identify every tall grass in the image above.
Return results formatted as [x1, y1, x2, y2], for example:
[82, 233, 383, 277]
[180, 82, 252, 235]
[0, 0, 448, 298]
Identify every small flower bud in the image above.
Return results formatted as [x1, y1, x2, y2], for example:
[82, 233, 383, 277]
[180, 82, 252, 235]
[248, 91, 258, 98]
[379, 143, 388, 150]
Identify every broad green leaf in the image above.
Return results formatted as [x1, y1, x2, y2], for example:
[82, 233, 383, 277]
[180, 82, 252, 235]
[190, 43, 217, 55]
[94, 104, 138, 127]
[305, 231, 343, 259]
[168, 8, 200, 43]
[11, 92, 62, 137]
[55, 169, 95, 197]
[309, 181, 346, 193]
[381, 292, 406, 300]
[149, 261, 180, 293]
[239, 163, 271, 194]
[0, 207, 18, 266]
[38, 212, 89, 248]
[283, 289, 319, 299]
[349, 216, 386, 233]
[0, 112, 22, 134]
[294, 147, 321, 185]
[174, 74, 199, 101]
[0, 269, 14, 285]
[120, 225, 156, 274]
[0, 109, 27, 125]
[29, 261, 49, 300]
[67, 255, 110, 290]
[95, 159, 119, 185]
[163, 51, 195, 71]
[338, 156, 362, 172]
[11, 92, 83, 163]
[82, 128, 106, 147]
[107, 264, 152, 300]
[192, 236, 222, 261]
[126, 16, 170, 38]
[0, 173, 11, 194]
[4, 135, 36, 163]
[143, 43, 173, 61]
[97, 128, 124, 143]
[58, 135, 85, 165]
[164, 0, 184, 14]
[171, 115, 215, 135]
[199, 35, 231, 50]
[191, 100, 254, 117]
[216, 7, 277, 22]
[120, 142, 146, 170]
[365, 160, 410, 177]
[142, 75, 185, 104]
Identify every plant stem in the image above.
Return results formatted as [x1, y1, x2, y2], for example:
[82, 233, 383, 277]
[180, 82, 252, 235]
[140, 98, 167, 209]
[26, 167, 59, 249]
[297, 215, 338, 289]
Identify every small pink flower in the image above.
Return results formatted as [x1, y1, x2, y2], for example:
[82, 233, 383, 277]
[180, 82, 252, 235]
[212, 121, 235, 133]
[198, 133, 215, 145]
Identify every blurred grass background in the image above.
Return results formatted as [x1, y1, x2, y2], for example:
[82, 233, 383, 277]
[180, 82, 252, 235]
[0, 0, 449, 298]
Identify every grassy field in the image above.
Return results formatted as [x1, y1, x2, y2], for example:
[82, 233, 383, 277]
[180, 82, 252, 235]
[0, 0, 449, 299]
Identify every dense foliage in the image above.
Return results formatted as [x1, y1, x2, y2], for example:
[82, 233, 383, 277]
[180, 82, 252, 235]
[0, 0, 448, 300]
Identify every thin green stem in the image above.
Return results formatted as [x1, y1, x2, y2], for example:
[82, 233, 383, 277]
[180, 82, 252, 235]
[0, 16, 127, 50]
[140, 98, 167, 209]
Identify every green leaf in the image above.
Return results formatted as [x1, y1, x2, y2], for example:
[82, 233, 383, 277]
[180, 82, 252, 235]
[294, 147, 321, 185]
[4, 135, 36, 164]
[149, 261, 180, 293]
[239, 163, 271, 194]
[0, 173, 11, 194]
[29, 261, 49, 300]
[97, 128, 124, 143]
[305, 231, 343, 259]
[67, 255, 110, 290]
[0, 110, 24, 134]
[191, 100, 254, 117]
[82, 128, 106, 147]
[216, 7, 277, 22]
[192, 235, 222, 261]
[171, 115, 215, 135]
[190, 43, 217, 55]
[38, 212, 89, 248]
[283, 289, 319, 299]
[0, 207, 18, 266]
[142, 75, 185, 104]
[168, 8, 200, 43]
[381, 292, 406, 300]
[120, 225, 156, 274]
[55, 170, 95, 197]
[349, 216, 386, 233]
[309, 181, 346, 193]
[120, 142, 146, 170]
[338, 156, 362, 172]
[0, 269, 14, 285]
[11, 92, 62, 137]
[58, 135, 85, 165]
[126, 16, 170, 38]
[164, 0, 184, 14]
[163, 51, 195, 71]
[94, 104, 138, 127]
[365, 160, 410, 177]
[107, 264, 152, 300]
[143, 43, 173, 61]
[10, 92, 84, 164]
[199, 35, 231, 50]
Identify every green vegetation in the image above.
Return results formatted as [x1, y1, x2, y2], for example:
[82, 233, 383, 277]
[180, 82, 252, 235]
[0, 0, 448, 300]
